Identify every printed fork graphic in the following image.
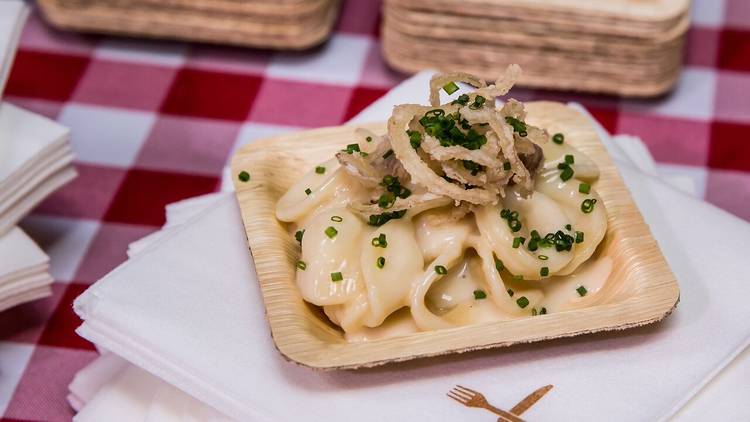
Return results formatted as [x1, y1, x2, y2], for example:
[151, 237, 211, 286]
[447, 385, 525, 422]
[447, 384, 553, 421]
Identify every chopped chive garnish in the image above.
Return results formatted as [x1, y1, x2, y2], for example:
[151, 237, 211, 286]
[512, 237, 525, 248]
[451, 94, 470, 106]
[294, 229, 304, 244]
[507, 288, 514, 297]
[501, 208, 522, 232]
[560, 166, 574, 181]
[469, 95, 486, 109]
[368, 210, 406, 226]
[532, 308, 538, 316]
[342, 143, 361, 154]
[505, 116, 527, 134]
[516, 296, 530, 308]
[330, 215, 343, 222]
[494, 256, 504, 272]
[473, 289, 487, 300]
[528, 238, 539, 252]
[503, 161, 511, 171]
[296, 260, 306, 270]
[434, 265, 448, 275]
[552, 133, 564, 144]
[406, 130, 423, 149]
[366, 136, 373, 142]
[383, 149, 394, 159]
[576, 285, 588, 296]
[579, 182, 591, 194]
[324, 226, 338, 239]
[371, 233, 387, 248]
[581, 198, 597, 213]
[512, 274, 524, 281]
[304, 188, 312, 195]
[531, 230, 540, 239]
[575, 231, 584, 243]
[376, 257, 385, 268]
[238, 171, 250, 182]
[540, 307, 547, 315]
[443, 81, 460, 95]
[331, 272, 343, 282]
[538, 254, 548, 260]
[565, 224, 572, 231]
[565, 154, 575, 165]
[315, 166, 326, 174]
[378, 193, 395, 209]
[540, 267, 549, 277]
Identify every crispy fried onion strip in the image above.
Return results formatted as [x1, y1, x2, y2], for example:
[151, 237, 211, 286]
[501, 98, 549, 148]
[474, 64, 522, 101]
[389, 104, 499, 205]
[349, 192, 451, 217]
[459, 105, 534, 194]
[336, 129, 408, 189]
[420, 134, 501, 168]
[441, 160, 492, 188]
[429, 72, 486, 107]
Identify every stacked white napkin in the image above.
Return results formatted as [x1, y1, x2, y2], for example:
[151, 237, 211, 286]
[0, 102, 76, 235]
[0, 0, 76, 311]
[0, 226, 52, 311]
[70, 73, 749, 421]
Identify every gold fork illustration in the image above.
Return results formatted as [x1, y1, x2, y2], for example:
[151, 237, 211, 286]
[447, 384, 553, 421]
[447, 385, 525, 422]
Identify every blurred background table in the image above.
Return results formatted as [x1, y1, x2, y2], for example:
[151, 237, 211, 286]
[1, 0, 748, 419]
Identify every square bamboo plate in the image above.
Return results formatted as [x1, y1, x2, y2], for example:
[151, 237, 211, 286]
[231, 102, 679, 369]
[38, 0, 339, 50]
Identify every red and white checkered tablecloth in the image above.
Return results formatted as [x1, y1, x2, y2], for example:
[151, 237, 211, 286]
[1, 0, 748, 420]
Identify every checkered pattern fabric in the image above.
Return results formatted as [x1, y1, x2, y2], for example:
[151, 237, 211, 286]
[1, 0, 748, 420]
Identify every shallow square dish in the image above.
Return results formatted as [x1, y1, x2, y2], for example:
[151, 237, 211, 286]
[231, 102, 679, 369]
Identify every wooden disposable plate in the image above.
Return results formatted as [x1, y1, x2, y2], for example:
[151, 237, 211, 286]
[387, 0, 689, 30]
[231, 102, 679, 369]
[37, 0, 339, 50]
[384, 5, 689, 56]
[92, 0, 332, 18]
[381, 36, 682, 97]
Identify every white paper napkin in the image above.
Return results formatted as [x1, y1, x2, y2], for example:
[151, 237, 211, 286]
[0, 226, 52, 311]
[0, 102, 76, 235]
[0, 0, 27, 100]
[68, 352, 130, 412]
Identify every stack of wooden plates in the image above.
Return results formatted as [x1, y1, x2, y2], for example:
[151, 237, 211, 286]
[382, 0, 690, 96]
[36, 0, 340, 50]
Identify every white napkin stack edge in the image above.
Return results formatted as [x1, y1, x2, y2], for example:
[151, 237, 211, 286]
[0, 102, 76, 235]
[0, 226, 52, 312]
